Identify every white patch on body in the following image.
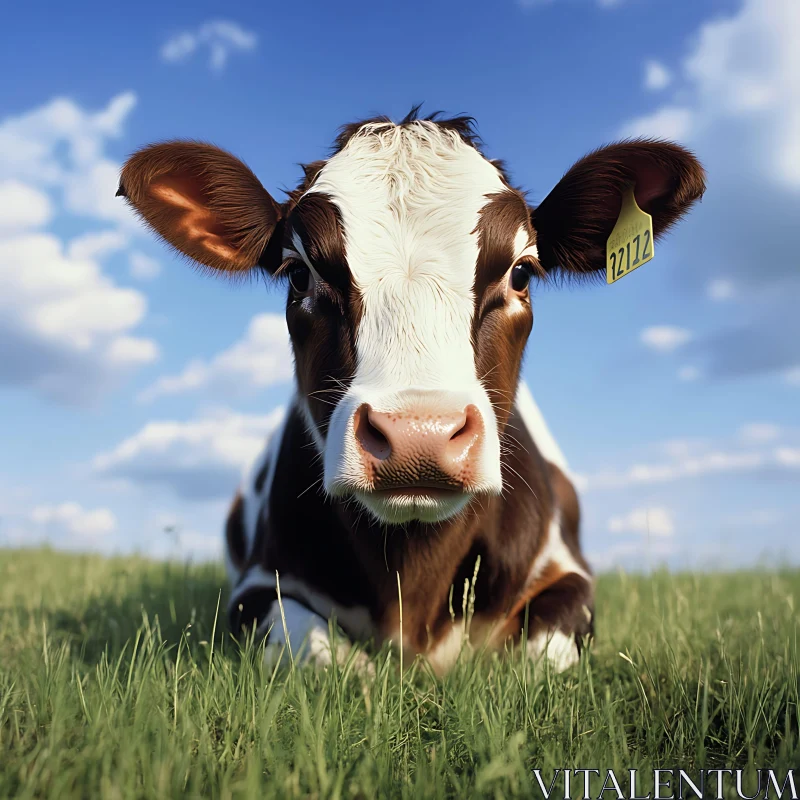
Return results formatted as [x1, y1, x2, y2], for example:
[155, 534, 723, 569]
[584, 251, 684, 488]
[260, 598, 374, 675]
[229, 565, 374, 641]
[526, 511, 591, 587]
[260, 596, 328, 654]
[520, 512, 588, 673]
[527, 629, 579, 672]
[308, 122, 510, 506]
[513, 226, 535, 262]
[423, 624, 467, 675]
[423, 620, 493, 675]
[515, 381, 569, 473]
[390, 616, 503, 676]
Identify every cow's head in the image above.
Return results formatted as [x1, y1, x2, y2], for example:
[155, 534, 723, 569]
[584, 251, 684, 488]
[119, 111, 705, 524]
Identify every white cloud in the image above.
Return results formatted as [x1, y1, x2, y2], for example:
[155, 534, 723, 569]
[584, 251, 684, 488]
[608, 506, 674, 537]
[0, 232, 157, 403]
[30, 502, 117, 542]
[644, 60, 672, 91]
[138, 313, 292, 403]
[0, 92, 138, 223]
[684, 0, 800, 189]
[678, 365, 701, 382]
[660, 438, 709, 459]
[640, 325, 693, 353]
[108, 336, 158, 363]
[0, 180, 53, 232]
[739, 422, 781, 443]
[622, 106, 693, 141]
[584, 451, 763, 490]
[623, 0, 800, 189]
[92, 406, 285, 500]
[707, 278, 736, 301]
[580, 443, 800, 492]
[128, 251, 161, 280]
[68, 229, 129, 261]
[1, 498, 222, 561]
[775, 447, 800, 467]
[161, 20, 257, 72]
[0, 94, 161, 404]
[577, 423, 800, 570]
[785, 367, 800, 386]
[63, 158, 137, 226]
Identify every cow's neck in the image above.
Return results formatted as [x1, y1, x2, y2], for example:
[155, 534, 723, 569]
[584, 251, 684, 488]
[334, 494, 487, 615]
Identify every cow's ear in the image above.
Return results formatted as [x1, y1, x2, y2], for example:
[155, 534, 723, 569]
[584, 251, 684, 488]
[117, 141, 283, 274]
[531, 140, 706, 277]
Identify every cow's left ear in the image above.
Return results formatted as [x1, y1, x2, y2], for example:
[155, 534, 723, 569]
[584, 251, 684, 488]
[531, 140, 706, 277]
[117, 141, 284, 274]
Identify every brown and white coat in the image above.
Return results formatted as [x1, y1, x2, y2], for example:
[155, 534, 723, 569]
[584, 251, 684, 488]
[119, 110, 705, 674]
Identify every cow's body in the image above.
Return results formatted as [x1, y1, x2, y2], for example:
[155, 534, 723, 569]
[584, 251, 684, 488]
[225, 383, 592, 673]
[119, 109, 704, 674]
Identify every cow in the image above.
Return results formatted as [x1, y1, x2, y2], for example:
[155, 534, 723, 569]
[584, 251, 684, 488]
[118, 109, 705, 675]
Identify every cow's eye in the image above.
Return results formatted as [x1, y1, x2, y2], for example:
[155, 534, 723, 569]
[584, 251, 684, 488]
[510, 261, 535, 293]
[288, 263, 311, 295]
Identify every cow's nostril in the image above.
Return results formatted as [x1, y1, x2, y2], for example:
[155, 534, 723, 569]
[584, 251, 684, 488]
[449, 418, 468, 442]
[354, 404, 392, 461]
[367, 418, 390, 448]
[448, 405, 479, 444]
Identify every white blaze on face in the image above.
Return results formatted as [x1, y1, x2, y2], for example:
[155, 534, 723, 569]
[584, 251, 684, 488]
[307, 122, 512, 505]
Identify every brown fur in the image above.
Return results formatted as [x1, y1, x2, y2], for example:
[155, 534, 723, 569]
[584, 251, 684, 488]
[118, 141, 283, 274]
[284, 193, 350, 289]
[472, 191, 541, 422]
[282, 192, 362, 438]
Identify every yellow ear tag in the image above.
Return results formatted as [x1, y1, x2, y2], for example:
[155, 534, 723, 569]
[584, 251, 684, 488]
[606, 186, 654, 284]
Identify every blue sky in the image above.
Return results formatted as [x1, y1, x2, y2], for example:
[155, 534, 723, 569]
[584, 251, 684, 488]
[1, 0, 798, 570]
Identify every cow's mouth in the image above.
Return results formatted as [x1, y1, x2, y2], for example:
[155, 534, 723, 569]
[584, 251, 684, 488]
[353, 486, 472, 524]
[377, 486, 460, 499]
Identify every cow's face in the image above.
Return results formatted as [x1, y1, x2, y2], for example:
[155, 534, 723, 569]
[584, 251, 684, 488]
[119, 113, 705, 524]
[282, 122, 538, 523]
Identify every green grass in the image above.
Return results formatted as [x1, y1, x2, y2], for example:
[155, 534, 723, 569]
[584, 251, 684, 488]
[1, 548, 798, 799]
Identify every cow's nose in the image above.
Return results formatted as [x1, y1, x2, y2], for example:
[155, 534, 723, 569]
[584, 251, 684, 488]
[352, 403, 484, 489]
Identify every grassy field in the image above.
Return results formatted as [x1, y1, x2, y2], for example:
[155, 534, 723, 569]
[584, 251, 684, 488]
[1, 548, 798, 799]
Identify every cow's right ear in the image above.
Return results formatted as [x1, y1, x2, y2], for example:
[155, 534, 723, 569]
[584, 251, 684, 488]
[117, 141, 283, 274]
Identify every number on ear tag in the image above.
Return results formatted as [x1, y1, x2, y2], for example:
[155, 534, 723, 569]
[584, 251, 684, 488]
[606, 187, 654, 284]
